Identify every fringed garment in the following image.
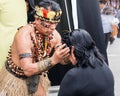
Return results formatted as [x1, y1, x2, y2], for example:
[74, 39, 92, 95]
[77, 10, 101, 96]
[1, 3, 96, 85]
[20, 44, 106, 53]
[0, 27, 53, 96]
[0, 66, 50, 96]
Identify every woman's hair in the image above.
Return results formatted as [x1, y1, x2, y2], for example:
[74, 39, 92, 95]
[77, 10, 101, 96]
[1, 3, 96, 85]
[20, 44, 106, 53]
[62, 29, 105, 68]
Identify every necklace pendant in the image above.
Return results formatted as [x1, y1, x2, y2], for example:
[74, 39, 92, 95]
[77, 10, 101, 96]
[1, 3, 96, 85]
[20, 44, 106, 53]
[42, 51, 47, 57]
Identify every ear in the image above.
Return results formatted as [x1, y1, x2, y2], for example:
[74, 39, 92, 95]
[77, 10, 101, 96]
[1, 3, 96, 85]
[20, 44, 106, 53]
[69, 46, 77, 65]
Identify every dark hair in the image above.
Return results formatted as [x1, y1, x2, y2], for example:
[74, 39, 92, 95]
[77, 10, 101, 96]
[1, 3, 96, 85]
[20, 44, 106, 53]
[37, 0, 61, 12]
[62, 29, 105, 68]
[27, 0, 61, 22]
[103, 7, 112, 15]
[99, 0, 107, 4]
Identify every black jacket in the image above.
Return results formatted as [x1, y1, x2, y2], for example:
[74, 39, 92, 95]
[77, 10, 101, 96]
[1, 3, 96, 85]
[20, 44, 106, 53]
[58, 63, 114, 96]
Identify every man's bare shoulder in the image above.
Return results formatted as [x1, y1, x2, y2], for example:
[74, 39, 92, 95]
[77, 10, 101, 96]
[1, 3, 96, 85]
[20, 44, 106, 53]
[17, 24, 34, 35]
[14, 24, 34, 39]
[13, 24, 35, 46]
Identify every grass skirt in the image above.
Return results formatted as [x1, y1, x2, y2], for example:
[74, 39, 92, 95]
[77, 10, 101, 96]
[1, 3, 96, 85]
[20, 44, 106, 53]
[0, 67, 50, 96]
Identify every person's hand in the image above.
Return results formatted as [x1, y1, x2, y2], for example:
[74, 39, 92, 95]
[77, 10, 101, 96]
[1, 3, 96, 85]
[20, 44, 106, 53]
[51, 44, 70, 65]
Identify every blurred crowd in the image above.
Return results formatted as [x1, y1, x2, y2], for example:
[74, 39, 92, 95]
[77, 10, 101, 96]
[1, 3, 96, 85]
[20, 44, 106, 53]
[99, 0, 120, 49]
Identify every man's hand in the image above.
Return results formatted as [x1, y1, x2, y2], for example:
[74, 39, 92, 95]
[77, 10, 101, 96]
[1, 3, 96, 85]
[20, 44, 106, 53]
[51, 44, 70, 65]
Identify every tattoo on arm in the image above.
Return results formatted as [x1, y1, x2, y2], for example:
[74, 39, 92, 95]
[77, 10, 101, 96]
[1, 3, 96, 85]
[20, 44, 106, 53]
[19, 53, 32, 60]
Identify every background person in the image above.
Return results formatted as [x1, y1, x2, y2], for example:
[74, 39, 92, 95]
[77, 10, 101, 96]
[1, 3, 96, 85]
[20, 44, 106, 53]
[99, 0, 107, 13]
[101, 7, 114, 49]
[117, 5, 120, 38]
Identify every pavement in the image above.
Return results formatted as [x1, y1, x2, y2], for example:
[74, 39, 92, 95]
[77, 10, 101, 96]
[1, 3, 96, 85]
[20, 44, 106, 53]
[48, 86, 59, 96]
[48, 37, 120, 96]
[107, 37, 120, 96]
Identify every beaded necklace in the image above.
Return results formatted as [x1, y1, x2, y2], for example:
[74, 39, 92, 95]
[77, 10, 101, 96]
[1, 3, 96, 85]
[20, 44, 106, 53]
[6, 26, 53, 78]
[33, 29, 53, 61]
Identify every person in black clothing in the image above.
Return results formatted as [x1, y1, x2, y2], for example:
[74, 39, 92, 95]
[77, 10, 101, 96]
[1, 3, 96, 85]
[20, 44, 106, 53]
[46, 0, 109, 86]
[58, 29, 114, 96]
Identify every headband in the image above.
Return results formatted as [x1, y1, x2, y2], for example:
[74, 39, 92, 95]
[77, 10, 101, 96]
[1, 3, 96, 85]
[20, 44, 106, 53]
[35, 6, 62, 23]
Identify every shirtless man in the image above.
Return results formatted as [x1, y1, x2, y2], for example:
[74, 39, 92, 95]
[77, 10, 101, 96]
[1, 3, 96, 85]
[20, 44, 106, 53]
[0, 0, 70, 96]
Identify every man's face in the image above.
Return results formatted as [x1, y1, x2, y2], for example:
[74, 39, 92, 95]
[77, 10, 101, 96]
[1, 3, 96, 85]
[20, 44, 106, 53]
[35, 18, 58, 35]
[99, 3, 105, 10]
